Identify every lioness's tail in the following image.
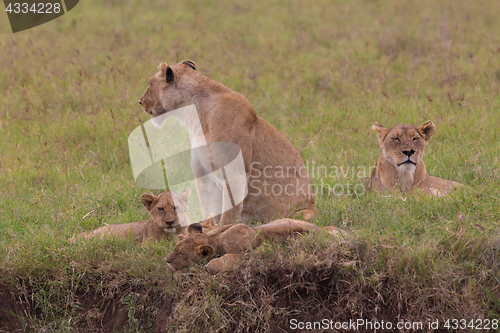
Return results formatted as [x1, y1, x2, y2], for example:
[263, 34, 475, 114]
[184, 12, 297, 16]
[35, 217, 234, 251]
[253, 219, 334, 246]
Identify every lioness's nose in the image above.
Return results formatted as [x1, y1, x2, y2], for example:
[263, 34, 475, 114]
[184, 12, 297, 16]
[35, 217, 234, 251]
[165, 220, 175, 226]
[402, 149, 415, 157]
[138, 100, 142, 105]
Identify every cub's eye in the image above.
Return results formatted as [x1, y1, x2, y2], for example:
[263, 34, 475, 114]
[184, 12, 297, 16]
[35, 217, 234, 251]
[178, 252, 183, 256]
[393, 137, 401, 143]
[413, 137, 419, 141]
[158, 207, 164, 212]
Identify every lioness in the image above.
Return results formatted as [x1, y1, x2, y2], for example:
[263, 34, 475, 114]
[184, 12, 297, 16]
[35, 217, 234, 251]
[139, 60, 315, 225]
[75, 189, 215, 242]
[165, 219, 344, 275]
[366, 121, 463, 195]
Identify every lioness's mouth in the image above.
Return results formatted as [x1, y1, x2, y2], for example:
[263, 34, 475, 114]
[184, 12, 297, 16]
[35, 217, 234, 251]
[397, 159, 416, 166]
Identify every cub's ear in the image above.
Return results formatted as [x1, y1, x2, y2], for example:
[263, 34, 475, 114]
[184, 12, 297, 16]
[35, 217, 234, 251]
[141, 193, 157, 212]
[416, 120, 435, 141]
[371, 122, 389, 146]
[181, 60, 196, 70]
[187, 223, 203, 234]
[195, 244, 214, 258]
[201, 215, 218, 231]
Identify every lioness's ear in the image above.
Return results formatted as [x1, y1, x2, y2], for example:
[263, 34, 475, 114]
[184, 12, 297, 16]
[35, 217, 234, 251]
[187, 223, 203, 234]
[371, 122, 389, 146]
[157, 62, 168, 72]
[181, 60, 196, 71]
[157, 62, 174, 82]
[417, 120, 435, 141]
[141, 193, 157, 212]
[371, 122, 387, 134]
[166, 67, 174, 82]
[195, 244, 214, 258]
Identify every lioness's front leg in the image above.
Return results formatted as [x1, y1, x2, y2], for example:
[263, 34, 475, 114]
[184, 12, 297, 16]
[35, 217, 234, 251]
[194, 174, 223, 221]
[219, 201, 244, 225]
[218, 167, 247, 225]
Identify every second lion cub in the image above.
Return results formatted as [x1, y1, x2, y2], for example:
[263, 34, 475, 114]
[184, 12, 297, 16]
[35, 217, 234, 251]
[75, 189, 217, 242]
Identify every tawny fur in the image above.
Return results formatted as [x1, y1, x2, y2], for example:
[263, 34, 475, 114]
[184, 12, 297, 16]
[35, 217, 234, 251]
[165, 219, 344, 275]
[139, 61, 315, 225]
[366, 121, 463, 196]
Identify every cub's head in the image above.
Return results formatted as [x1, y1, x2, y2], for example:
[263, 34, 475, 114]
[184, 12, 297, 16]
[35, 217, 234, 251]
[165, 224, 213, 272]
[140, 189, 191, 233]
[138, 60, 198, 117]
[372, 121, 435, 172]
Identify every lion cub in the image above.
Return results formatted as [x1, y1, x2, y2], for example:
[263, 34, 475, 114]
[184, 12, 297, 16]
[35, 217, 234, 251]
[165, 219, 344, 275]
[75, 189, 216, 242]
[367, 121, 463, 196]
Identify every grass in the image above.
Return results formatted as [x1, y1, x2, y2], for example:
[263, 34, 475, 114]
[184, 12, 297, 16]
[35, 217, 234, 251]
[1, 0, 500, 331]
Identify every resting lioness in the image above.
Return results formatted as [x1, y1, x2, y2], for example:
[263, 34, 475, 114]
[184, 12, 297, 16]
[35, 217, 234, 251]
[165, 219, 344, 275]
[74, 189, 216, 242]
[139, 60, 315, 225]
[366, 121, 463, 196]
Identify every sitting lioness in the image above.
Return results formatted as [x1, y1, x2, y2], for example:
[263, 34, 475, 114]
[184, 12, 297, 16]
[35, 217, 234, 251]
[165, 219, 344, 275]
[75, 189, 216, 242]
[366, 121, 463, 196]
[139, 60, 315, 225]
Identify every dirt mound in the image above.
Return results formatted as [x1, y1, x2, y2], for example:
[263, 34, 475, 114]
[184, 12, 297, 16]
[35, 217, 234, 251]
[0, 285, 24, 332]
[1, 236, 499, 332]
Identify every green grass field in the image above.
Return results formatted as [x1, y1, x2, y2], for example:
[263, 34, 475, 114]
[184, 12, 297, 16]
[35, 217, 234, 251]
[1, 0, 499, 331]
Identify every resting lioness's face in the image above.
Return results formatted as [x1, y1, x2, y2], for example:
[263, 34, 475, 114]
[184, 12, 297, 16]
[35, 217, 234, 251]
[165, 224, 212, 271]
[138, 60, 197, 117]
[372, 121, 435, 172]
[141, 189, 190, 233]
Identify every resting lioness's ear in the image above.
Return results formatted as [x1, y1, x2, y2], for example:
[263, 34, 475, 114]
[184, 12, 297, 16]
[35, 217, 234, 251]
[195, 244, 214, 258]
[371, 122, 387, 134]
[371, 122, 389, 147]
[416, 120, 435, 142]
[141, 193, 158, 212]
[181, 60, 196, 71]
[187, 223, 203, 234]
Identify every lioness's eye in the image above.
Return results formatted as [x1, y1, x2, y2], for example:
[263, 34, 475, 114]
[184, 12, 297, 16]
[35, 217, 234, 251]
[158, 207, 164, 212]
[413, 137, 419, 141]
[393, 137, 400, 143]
[178, 252, 183, 256]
